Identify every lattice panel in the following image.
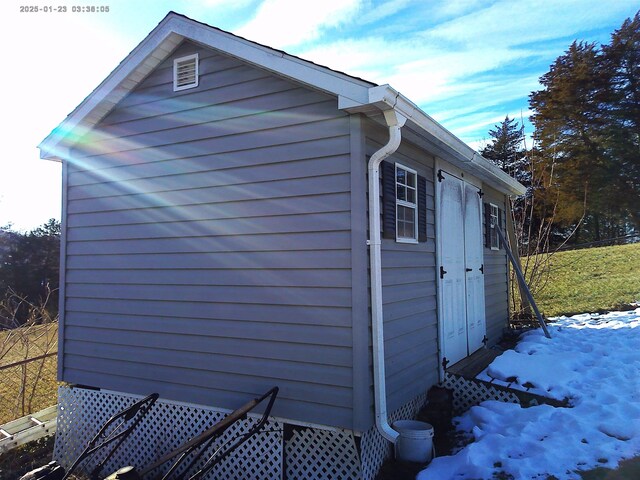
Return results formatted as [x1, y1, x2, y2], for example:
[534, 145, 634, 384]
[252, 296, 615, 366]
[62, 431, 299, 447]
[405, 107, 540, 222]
[360, 426, 390, 480]
[359, 392, 427, 480]
[442, 373, 519, 415]
[55, 386, 432, 480]
[55, 386, 282, 480]
[285, 427, 360, 479]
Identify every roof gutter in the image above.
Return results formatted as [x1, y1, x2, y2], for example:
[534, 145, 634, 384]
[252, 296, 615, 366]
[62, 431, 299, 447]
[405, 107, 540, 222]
[345, 85, 526, 196]
[367, 104, 406, 445]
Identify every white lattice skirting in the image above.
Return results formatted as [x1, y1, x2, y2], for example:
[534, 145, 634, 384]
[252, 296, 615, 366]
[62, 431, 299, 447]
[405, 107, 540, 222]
[441, 372, 520, 415]
[55, 386, 427, 480]
[55, 387, 283, 479]
[359, 392, 427, 480]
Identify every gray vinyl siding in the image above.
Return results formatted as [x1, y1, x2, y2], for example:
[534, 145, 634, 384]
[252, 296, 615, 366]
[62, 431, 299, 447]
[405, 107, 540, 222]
[483, 186, 509, 346]
[348, 115, 373, 433]
[61, 41, 355, 428]
[365, 120, 439, 417]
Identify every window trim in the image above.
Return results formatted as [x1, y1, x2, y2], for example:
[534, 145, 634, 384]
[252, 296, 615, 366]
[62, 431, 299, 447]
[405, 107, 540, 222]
[395, 163, 419, 244]
[489, 202, 500, 250]
[173, 53, 199, 92]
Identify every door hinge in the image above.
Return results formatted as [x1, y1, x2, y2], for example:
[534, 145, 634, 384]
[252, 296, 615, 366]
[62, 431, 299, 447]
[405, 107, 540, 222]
[442, 357, 449, 370]
[477, 189, 484, 198]
[440, 266, 447, 279]
[437, 169, 444, 182]
[479, 264, 484, 274]
[482, 335, 488, 347]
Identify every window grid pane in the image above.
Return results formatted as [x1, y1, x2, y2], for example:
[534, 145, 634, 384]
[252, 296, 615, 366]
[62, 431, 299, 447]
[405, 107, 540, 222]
[395, 165, 418, 241]
[397, 184, 406, 201]
[397, 205, 416, 239]
[490, 205, 499, 248]
[407, 173, 415, 187]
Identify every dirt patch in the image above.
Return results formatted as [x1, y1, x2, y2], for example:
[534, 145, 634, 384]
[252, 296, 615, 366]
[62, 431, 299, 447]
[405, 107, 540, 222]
[376, 458, 426, 479]
[0, 435, 55, 480]
[579, 455, 640, 479]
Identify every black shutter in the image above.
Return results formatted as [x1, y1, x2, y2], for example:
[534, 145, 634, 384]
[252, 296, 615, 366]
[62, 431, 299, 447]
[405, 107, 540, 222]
[382, 161, 396, 239]
[418, 175, 427, 242]
[484, 202, 491, 248]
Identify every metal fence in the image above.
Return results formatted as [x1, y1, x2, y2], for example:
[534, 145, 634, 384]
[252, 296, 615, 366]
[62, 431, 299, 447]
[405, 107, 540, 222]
[0, 323, 58, 424]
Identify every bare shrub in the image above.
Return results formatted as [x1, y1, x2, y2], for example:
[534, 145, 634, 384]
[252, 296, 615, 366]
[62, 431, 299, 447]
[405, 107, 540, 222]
[508, 146, 584, 325]
[0, 289, 59, 424]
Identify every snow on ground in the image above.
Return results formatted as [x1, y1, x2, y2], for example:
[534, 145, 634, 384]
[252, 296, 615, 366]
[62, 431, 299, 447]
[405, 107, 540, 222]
[418, 308, 640, 480]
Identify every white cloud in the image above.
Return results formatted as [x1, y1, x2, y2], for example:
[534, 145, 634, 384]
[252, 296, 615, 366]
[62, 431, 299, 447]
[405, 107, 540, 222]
[383, 47, 537, 103]
[356, 0, 413, 25]
[446, 107, 536, 148]
[297, 26, 546, 147]
[428, 0, 639, 48]
[297, 0, 605, 144]
[298, 36, 404, 81]
[300, 35, 543, 105]
[429, 0, 492, 21]
[429, 75, 541, 121]
[203, 0, 255, 6]
[235, 0, 363, 48]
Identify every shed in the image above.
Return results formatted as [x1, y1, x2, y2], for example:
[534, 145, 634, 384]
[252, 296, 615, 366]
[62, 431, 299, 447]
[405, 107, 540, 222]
[40, 12, 525, 480]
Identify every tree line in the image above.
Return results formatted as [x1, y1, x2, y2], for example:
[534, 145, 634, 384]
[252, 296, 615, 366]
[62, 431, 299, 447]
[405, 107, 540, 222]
[482, 12, 639, 251]
[0, 219, 60, 325]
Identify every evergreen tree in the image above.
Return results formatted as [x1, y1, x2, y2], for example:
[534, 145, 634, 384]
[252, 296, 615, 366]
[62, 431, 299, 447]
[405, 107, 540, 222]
[481, 116, 529, 184]
[0, 219, 60, 322]
[601, 12, 640, 229]
[480, 117, 564, 251]
[530, 42, 604, 234]
[529, 21, 639, 243]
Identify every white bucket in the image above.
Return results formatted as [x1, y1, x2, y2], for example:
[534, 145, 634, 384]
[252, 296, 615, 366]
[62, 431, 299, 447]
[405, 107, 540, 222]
[392, 420, 435, 463]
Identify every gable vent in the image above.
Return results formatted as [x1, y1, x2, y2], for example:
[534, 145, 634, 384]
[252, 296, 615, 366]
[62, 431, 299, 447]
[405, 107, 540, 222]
[173, 53, 199, 91]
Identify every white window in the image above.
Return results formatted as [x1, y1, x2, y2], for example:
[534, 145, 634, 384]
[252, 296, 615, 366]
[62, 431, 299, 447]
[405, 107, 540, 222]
[489, 203, 500, 250]
[395, 163, 418, 242]
[173, 53, 199, 91]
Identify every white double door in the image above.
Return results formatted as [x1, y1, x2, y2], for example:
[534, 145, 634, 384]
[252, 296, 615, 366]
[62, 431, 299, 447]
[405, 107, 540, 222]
[438, 170, 486, 367]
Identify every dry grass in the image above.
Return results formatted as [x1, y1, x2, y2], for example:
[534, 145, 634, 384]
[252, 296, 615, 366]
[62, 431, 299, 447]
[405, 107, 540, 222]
[0, 324, 58, 364]
[0, 291, 59, 424]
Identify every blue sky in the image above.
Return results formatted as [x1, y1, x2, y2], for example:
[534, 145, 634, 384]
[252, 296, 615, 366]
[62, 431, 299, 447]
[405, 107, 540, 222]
[1, 0, 637, 231]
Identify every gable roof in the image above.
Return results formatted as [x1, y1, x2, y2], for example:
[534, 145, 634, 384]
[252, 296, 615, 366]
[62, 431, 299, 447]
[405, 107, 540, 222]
[39, 11, 525, 196]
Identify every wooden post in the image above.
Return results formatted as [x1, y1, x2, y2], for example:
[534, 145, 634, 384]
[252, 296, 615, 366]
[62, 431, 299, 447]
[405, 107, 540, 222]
[496, 224, 551, 339]
[505, 200, 533, 316]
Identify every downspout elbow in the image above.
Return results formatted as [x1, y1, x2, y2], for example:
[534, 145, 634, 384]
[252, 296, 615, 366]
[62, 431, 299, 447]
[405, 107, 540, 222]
[367, 108, 406, 444]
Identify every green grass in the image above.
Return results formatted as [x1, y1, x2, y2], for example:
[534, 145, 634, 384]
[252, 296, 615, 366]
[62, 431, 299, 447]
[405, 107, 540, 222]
[529, 242, 640, 317]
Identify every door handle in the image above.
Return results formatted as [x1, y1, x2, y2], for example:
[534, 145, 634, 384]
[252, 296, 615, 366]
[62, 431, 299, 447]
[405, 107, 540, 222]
[465, 268, 472, 272]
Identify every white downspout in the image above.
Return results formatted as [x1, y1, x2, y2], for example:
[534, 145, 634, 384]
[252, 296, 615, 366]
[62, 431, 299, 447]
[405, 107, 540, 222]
[368, 107, 407, 443]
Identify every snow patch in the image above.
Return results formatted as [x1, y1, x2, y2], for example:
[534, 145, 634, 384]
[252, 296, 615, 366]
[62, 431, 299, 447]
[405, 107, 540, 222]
[418, 308, 640, 480]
